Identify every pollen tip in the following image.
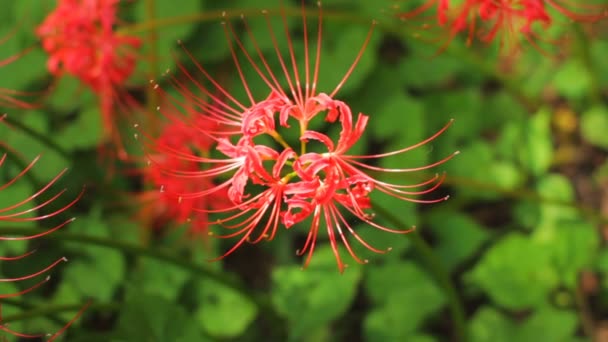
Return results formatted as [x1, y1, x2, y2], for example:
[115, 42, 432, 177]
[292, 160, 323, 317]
[387, 247, 393, 252]
[133, 123, 139, 128]
[45, 275, 51, 281]
[69, 217, 76, 222]
[411, 225, 417, 231]
[453, 150, 461, 155]
[62, 256, 69, 262]
[444, 195, 450, 200]
[371, 19, 378, 25]
[364, 259, 369, 264]
[177, 39, 182, 44]
[156, 106, 160, 111]
[221, 11, 226, 17]
[261, 9, 268, 14]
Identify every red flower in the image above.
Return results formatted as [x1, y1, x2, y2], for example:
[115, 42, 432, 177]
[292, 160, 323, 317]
[141, 115, 231, 235]
[0, 137, 87, 340]
[397, 0, 607, 52]
[36, 0, 141, 156]
[147, 2, 456, 272]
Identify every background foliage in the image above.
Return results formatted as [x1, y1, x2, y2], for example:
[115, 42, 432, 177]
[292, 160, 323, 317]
[1, 0, 608, 341]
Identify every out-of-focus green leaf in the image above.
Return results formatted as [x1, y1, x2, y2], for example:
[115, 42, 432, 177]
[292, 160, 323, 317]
[467, 233, 558, 310]
[195, 278, 258, 339]
[134, 0, 203, 73]
[128, 258, 190, 302]
[519, 108, 552, 177]
[552, 59, 591, 100]
[581, 105, 608, 150]
[115, 294, 210, 342]
[470, 306, 577, 342]
[533, 221, 598, 288]
[272, 246, 362, 340]
[444, 140, 496, 199]
[56, 106, 103, 150]
[364, 261, 445, 339]
[535, 174, 579, 223]
[54, 209, 124, 304]
[427, 211, 490, 271]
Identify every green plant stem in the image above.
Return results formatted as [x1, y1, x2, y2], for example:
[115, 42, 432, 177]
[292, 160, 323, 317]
[574, 24, 603, 105]
[1, 115, 71, 161]
[144, 0, 160, 116]
[0, 300, 119, 325]
[0, 227, 279, 321]
[374, 204, 468, 342]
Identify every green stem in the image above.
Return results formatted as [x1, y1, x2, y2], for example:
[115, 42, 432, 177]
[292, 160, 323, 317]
[0, 227, 278, 320]
[0, 300, 119, 325]
[374, 204, 468, 342]
[1, 115, 71, 161]
[144, 0, 161, 116]
[574, 24, 603, 105]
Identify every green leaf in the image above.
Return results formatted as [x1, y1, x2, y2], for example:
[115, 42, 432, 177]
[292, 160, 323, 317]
[467, 233, 558, 310]
[399, 44, 469, 88]
[535, 174, 579, 224]
[116, 294, 210, 342]
[56, 106, 103, 150]
[424, 88, 483, 145]
[470, 306, 577, 342]
[533, 221, 599, 288]
[364, 261, 445, 339]
[427, 211, 490, 271]
[315, 21, 379, 97]
[444, 140, 496, 199]
[519, 108, 553, 176]
[272, 246, 362, 340]
[552, 59, 591, 100]
[470, 306, 513, 342]
[194, 278, 258, 339]
[581, 105, 608, 150]
[54, 209, 124, 303]
[134, 0, 203, 74]
[129, 258, 190, 302]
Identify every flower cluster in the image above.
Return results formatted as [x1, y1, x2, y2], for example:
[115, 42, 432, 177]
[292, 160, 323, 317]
[36, 0, 141, 155]
[147, 5, 457, 272]
[0, 139, 87, 340]
[397, 0, 607, 52]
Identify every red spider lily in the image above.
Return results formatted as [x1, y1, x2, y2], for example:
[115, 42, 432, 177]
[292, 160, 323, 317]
[146, 2, 456, 272]
[140, 115, 231, 235]
[0, 135, 87, 339]
[36, 0, 141, 158]
[396, 0, 608, 53]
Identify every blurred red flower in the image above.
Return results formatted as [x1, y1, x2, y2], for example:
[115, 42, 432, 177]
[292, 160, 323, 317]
[36, 0, 141, 157]
[397, 0, 607, 53]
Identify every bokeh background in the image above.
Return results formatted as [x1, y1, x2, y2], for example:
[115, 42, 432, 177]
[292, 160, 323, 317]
[1, 0, 608, 341]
